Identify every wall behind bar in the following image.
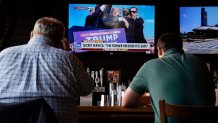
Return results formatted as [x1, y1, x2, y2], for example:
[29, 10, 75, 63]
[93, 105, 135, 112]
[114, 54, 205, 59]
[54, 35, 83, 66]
[1, 0, 218, 82]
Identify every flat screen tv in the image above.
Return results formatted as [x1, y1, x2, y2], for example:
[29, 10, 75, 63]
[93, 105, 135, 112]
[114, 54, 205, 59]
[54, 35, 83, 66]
[180, 6, 218, 54]
[68, 4, 155, 54]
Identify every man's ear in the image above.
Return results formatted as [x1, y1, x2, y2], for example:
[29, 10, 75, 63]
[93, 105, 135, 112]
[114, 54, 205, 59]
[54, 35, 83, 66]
[30, 31, 33, 39]
[157, 46, 164, 58]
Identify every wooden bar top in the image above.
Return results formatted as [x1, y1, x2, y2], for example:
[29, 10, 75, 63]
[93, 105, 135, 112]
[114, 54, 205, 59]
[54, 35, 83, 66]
[78, 106, 154, 123]
[78, 106, 153, 113]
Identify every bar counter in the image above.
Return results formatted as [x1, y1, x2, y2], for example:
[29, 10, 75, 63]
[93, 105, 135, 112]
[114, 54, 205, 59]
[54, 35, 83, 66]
[78, 106, 154, 123]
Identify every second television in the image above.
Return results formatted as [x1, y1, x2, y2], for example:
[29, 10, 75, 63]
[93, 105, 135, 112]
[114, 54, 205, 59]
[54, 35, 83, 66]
[68, 4, 155, 54]
[180, 6, 218, 54]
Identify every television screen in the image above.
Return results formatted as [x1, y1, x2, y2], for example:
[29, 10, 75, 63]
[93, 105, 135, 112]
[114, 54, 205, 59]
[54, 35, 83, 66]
[68, 4, 155, 54]
[180, 6, 218, 54]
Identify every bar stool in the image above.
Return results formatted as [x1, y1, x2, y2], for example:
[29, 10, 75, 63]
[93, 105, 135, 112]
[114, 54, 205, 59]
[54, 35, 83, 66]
[159, 99, 218, 123]
[0, 98, 58, 123]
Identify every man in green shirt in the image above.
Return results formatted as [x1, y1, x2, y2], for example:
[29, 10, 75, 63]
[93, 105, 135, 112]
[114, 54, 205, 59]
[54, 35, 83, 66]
[122, 32, 215, 123]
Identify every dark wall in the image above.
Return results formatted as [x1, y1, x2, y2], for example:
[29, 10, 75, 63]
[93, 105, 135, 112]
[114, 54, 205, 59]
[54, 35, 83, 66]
[1, 0, 218, 82]
[0, 0, 68, 49]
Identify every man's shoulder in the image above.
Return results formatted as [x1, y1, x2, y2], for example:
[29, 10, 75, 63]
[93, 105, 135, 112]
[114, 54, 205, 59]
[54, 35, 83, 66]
[0, 45, 24, 54]
[144, 58, 161, 66]
[137, 17, 144, 21]
[138, 17, 144, 20]
[135, 17, 144, 24]
[54, 49, 80, 61]
[184, 54, 203, 61]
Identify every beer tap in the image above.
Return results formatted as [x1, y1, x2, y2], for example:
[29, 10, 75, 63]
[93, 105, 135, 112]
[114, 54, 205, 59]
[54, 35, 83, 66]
[99, 68, 103, 87]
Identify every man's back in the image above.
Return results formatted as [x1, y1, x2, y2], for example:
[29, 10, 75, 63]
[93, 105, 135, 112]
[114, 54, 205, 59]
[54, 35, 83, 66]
[0, 36, 94, 123]
[130, 49, 214, 123]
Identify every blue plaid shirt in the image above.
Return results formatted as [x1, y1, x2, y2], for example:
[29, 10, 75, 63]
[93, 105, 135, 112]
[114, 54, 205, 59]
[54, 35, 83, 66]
[0, 35, 94, 123]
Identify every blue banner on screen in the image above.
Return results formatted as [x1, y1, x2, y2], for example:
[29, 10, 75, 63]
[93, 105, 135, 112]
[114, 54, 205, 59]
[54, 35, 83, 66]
[73, 28, 127, 43]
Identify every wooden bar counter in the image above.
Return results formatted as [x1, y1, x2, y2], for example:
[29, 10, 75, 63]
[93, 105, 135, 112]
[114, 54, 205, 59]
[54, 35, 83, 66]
[78, 106, 154, 123]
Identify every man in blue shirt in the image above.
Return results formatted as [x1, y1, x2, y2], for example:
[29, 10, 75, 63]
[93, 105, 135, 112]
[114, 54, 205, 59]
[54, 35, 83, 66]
[0, 17, 94, 123]
[122, 32, 215, 123]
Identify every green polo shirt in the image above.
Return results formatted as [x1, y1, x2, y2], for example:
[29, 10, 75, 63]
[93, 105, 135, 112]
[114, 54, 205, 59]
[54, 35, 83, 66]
[130, 48, 214, 123]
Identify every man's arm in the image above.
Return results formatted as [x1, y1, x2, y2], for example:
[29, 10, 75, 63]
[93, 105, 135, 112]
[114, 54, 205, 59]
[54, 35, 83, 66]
[122, 87, 141, 107]
[122, 87, 151, 107]
[71, 54, 95, 96]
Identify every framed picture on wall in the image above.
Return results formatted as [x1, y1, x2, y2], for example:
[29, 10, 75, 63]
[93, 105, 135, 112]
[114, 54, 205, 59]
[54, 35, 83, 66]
[106, 69, 121, 83]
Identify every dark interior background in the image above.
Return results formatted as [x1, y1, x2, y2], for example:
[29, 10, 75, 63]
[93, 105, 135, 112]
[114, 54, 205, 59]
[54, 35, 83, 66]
[1, 0, 218, 84]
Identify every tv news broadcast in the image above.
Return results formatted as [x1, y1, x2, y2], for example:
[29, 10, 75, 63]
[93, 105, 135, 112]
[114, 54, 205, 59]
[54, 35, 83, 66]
[68, 4, 155, 53]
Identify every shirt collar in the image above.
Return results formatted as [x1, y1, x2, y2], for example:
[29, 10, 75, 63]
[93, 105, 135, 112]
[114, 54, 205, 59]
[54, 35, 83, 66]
[28, 35, 55, 46]
[163, 48, 184, 57]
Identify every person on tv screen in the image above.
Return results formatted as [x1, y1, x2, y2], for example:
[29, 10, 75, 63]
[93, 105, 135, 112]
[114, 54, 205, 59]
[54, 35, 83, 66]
[0, 17, 94, 123]
[122, 8, 135, 43]
[130, 7, 147, 43]
[122, 32, 215, 123]
[93, 4, 129, 29]
[111, 7, 121, 17]
[85, 4, 102, 28]
[89, 8, 95, 15]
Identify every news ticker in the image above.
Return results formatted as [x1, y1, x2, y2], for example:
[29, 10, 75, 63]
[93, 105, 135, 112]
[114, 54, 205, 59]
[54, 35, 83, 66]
[70, 42, 153, 52]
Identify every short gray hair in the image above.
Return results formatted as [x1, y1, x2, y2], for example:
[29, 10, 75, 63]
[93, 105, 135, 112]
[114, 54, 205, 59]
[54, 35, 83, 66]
[33, 17, 65, 45]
